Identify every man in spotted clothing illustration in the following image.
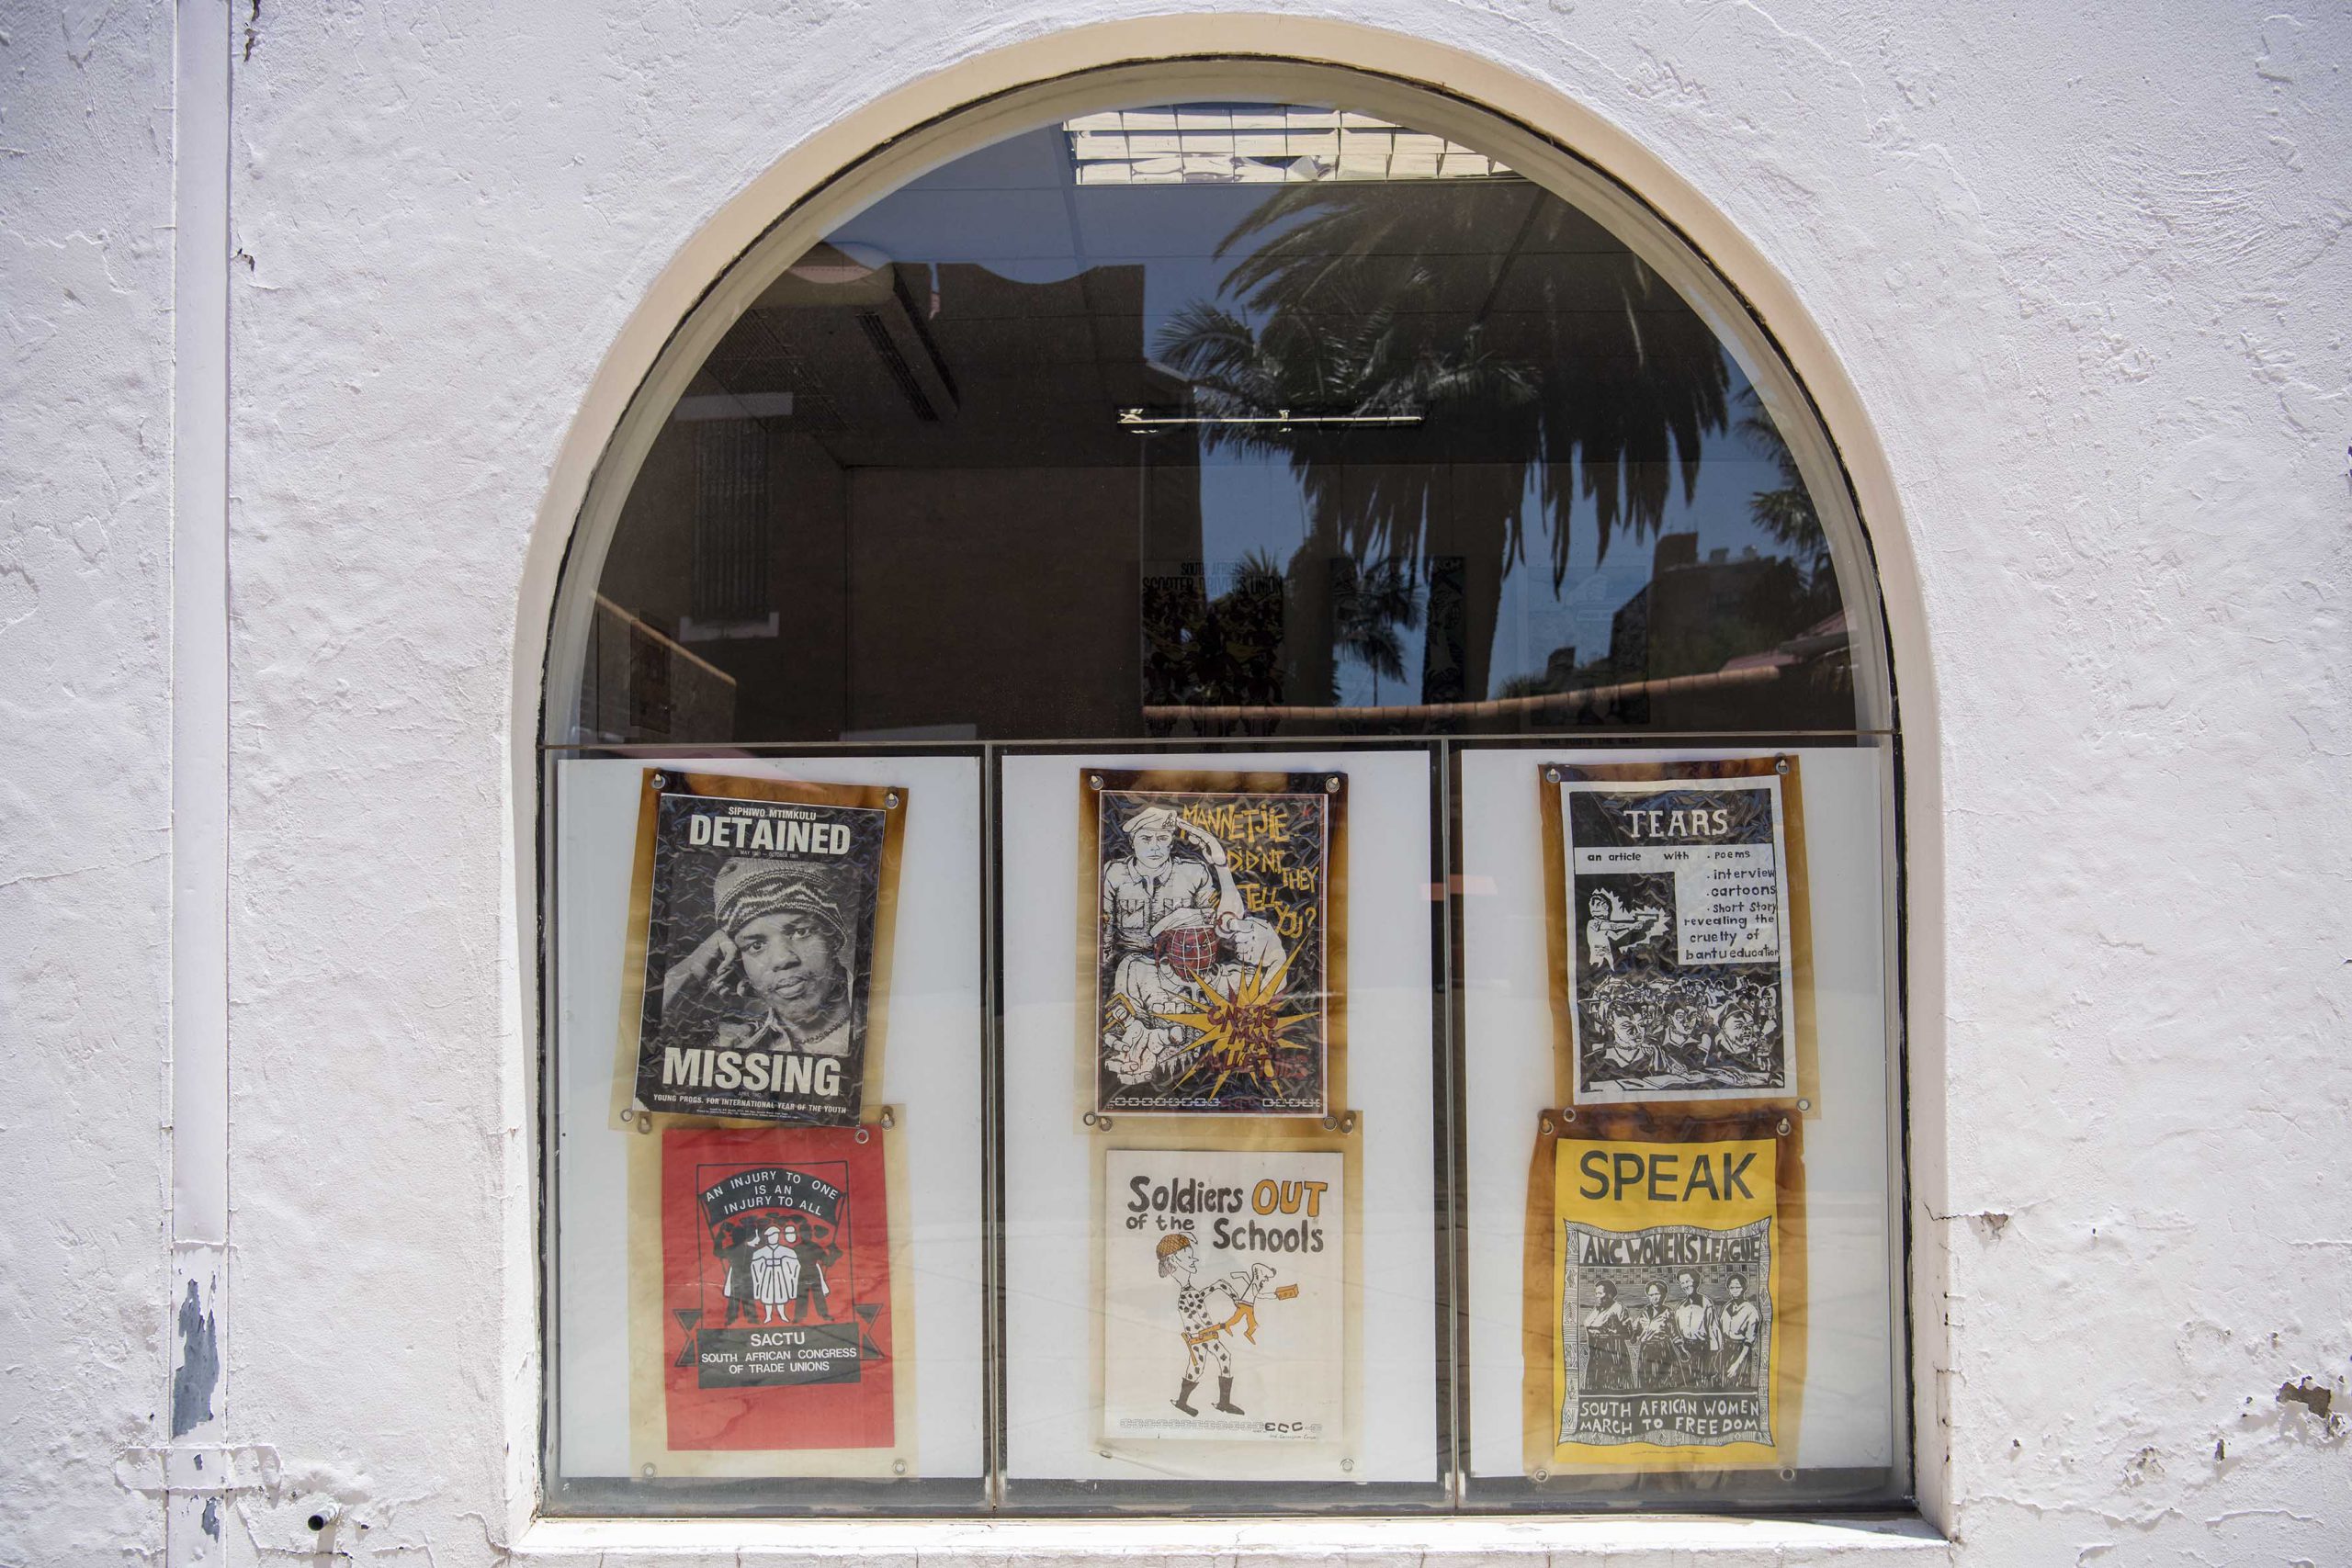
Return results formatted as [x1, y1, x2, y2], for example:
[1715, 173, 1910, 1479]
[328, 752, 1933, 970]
[1155, 1233, 1288, 1417]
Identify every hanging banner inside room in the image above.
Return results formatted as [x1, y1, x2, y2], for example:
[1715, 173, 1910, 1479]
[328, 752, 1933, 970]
[622, 772, 902, 1124]
[1086, 771, 1341, 1118]
[1102, 1146, 1346, 1445]
[1547, 761, 1803, 1106]
[658, 1124, 894, 1451]
[1524, 1106, 1804, 1474]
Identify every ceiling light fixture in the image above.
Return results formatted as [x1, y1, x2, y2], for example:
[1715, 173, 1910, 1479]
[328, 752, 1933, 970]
[1116, 407, 1424, 430]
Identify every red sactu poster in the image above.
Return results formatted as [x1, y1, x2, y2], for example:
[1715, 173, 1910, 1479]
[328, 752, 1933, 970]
[660, 1124, 894, 1450]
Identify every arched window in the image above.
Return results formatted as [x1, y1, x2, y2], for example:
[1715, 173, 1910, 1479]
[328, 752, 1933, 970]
[541, 65, 1905, 1519]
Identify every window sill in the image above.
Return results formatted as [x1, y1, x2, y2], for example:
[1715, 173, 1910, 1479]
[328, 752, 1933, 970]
[517, 1512, 1949, 1564]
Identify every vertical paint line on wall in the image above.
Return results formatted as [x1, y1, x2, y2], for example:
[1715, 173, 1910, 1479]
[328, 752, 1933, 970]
[167, 0, 233, 1562]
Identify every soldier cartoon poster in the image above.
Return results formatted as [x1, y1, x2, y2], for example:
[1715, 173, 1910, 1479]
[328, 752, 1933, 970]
[657, 1125, 895, 1453]
[619, 771, 903, 1124]
[1102, 1148, 1346, 1445]
[1545, 759, 1806, 1107]
[1524, 1107, 1804, 1474]
[1085, 771, 1341, 1118]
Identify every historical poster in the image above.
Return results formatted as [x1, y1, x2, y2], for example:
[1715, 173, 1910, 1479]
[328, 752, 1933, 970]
[658, 1124, 895, 1451]
[1523, 1106, 1804, 1474]
[1551, 761, 1801, 1105]
[625, 772, 901, 1124]
[1102, 1147, 1346, 1445]
[1089, 772, 1340, 1117]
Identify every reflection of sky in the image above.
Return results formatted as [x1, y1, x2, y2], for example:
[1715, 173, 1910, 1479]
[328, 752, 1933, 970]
[1193, 431, 1804, 705]
[831, 122, 1816, 702]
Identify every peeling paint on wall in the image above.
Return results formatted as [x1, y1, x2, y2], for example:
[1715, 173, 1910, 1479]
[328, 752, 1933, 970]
[2275, 1377, 2333, 1421]
[169, 1280, 220, 1439]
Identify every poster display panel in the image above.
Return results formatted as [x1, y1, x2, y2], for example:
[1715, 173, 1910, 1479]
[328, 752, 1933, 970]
[557, 754, 985, 1500]
[1083, 770, 1343, 1118]
[1101, 1147, 1347, 1447]
[1524, 1106, 1805, 1476]
[616, 771, 904, 1125]
[1544, 759, 1809, 1107]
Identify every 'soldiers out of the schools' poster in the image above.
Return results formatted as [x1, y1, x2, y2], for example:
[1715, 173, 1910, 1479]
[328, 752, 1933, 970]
[1102, 1147, 1344, 1445]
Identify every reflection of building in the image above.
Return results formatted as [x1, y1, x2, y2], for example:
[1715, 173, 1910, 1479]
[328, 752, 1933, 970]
[1607, 532, 1807, 684]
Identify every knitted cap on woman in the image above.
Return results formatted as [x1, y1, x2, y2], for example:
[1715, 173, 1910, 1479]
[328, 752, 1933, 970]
[712, 857, 847, 940]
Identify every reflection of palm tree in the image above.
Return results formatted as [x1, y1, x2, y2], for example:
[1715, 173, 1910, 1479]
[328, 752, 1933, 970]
[1736, 388, 1830, 590]
[1158, 178, 1734, 707]
[1140, 547, 1289, 733]
[1329, 557, 1420, 705]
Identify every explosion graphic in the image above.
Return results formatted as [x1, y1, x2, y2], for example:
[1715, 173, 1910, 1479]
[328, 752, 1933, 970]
[1160, 948, 1319, 1101]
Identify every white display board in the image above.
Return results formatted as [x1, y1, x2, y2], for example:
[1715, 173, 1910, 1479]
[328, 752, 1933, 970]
[1457, 744, 1900, 1482]
[553, 754, 988, 1481]
[999, 749, 1442, 1490]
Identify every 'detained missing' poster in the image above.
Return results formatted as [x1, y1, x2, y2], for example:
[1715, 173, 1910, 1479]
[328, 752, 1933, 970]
[628, 773, 898, 1124]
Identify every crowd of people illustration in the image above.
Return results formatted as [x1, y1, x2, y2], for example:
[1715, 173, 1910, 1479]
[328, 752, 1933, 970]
[1577, 1272, 1763, 1393]
[1585, 971, 1781, 1083]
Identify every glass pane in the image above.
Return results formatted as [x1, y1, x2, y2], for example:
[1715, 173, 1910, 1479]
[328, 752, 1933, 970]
[573, 102, 1860, 748]
[545, 752, 991, 1514]
[994, 744, 1449, 1511]
[1453, 739, 1905, 1508]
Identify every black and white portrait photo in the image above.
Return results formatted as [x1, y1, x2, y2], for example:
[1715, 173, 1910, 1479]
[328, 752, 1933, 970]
[628, 776, 895, 1123]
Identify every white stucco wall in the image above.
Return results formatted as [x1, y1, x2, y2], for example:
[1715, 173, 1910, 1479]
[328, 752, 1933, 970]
[0, 5, 176, 1564]
[3, 2, 2346, 1563]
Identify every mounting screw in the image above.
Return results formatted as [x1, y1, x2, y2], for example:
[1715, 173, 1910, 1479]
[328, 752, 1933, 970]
[1777, 1117, 1792, 1136]
[635, 1113, 651, 1135]
[1545, 766, 1561, 783]
[886, 790, 900, 809]
[1325, 775, 1340, 793]
[1089, 774, 1103, 790]
[1774, 756, 1790, 774]
[1539, 1115, 1553, 1135]
[1341, 1111, 1357, 1133]
[649, 773, 668, 790]
[878, 1107, 896, 1130]
[1096, 1114, 1114, 1131]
